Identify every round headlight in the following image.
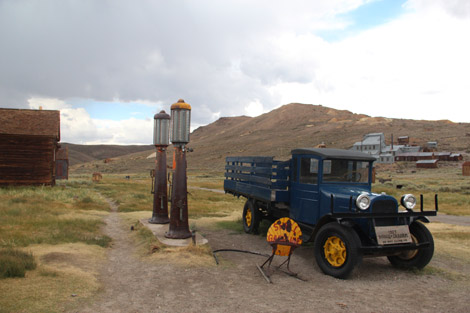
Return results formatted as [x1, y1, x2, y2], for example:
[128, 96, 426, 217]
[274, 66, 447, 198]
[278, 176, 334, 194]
[401, 194, 416, 210]
[356, 193, 370, 211]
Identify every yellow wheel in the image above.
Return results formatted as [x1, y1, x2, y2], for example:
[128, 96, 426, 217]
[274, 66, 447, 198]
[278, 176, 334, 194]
[323, 236, 347, 267]
[396, 234, 418, 260]
[242, 200, 260, 233]
[387, 222, 434, 269]
[314, 223, 362, 279]
[245, 209, 252, 228]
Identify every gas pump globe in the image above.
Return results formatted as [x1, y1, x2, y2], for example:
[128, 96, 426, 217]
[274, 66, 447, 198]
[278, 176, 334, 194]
[148, 110, 170, 224]
[154, 110, 170, 146]
[170, 99, 191, 145]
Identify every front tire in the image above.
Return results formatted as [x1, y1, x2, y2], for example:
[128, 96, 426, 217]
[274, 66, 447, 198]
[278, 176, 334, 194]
[387, 221, 434, 269]
[242, 200, 260, 234]
[314, 223, 362, 279]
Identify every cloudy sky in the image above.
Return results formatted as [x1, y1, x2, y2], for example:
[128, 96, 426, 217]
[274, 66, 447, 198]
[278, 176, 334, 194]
[1, 0, 469, 144]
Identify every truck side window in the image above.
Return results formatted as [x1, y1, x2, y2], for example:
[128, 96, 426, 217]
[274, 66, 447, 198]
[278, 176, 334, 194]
[300, 158, 318, 184]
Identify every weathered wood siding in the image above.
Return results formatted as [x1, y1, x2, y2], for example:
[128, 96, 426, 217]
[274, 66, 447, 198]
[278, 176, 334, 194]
[0, 134, 56, 185]
[55, 146, 69, 180]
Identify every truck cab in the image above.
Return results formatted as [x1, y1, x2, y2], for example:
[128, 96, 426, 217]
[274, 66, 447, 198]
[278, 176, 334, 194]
[290, 148, 374, 225]
[224, 148, 437, 278]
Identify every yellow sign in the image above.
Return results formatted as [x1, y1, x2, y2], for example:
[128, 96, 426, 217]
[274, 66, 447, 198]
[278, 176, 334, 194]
[267, 218, 302, 256]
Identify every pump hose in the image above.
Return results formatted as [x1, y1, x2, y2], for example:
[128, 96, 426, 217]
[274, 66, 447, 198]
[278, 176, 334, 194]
[212, 249, 271, 265]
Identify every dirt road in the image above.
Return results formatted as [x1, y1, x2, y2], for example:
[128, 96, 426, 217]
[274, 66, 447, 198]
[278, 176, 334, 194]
[76, 201, 469, 313]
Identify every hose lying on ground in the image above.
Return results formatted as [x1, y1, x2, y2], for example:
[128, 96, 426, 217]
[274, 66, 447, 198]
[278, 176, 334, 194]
[212, 249, 271, 265]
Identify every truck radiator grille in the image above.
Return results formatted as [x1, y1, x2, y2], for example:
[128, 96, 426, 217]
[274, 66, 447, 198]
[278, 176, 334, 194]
[372, 200, 397, 226]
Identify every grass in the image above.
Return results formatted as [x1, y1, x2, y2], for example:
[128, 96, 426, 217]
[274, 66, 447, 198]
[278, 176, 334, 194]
[373, 164, 470, 216]
[0, 243, 105, 313]
[0, 178, 111, 312]
[91, 175, 153, 212]
[0, 248, 36, 279]
[119, 212, 215, 267]
[0, 166, 467, 311]
[0, 186, 111, 248]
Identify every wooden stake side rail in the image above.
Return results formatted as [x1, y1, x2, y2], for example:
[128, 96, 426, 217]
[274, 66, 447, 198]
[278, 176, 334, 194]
[224, 156, 290, 202]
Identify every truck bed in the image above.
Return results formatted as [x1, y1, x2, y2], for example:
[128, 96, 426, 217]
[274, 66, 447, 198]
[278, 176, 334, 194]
[223, 156, 290, 203]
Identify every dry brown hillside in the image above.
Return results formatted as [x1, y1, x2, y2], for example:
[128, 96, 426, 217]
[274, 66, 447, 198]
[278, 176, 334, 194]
[70, 103, 470, 173]
[187, 103, 470, 169]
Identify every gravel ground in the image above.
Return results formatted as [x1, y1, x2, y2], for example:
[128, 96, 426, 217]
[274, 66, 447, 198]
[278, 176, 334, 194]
[74, 200, 469, 313]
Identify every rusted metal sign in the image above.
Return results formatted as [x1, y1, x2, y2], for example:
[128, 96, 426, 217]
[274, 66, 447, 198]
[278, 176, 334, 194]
[258, 218, 304, 283]
[267, 217, 303, 256]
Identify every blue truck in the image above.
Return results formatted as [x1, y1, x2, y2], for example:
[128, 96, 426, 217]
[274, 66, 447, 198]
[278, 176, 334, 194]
[224, 148, 437, 278]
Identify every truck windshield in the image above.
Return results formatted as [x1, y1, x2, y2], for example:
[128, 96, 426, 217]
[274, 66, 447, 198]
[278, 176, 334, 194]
[322, 160, 370, 183]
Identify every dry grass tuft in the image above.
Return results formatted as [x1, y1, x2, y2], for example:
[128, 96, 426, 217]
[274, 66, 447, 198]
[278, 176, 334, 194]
[0, 243, 106, 313]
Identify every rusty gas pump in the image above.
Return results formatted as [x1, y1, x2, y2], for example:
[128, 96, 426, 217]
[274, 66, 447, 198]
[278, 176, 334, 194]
[165, 99, 192, 239]
[149, 110, 171, 224]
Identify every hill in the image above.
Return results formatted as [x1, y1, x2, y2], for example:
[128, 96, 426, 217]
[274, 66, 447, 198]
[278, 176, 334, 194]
[64, 143, 153, 166]
[69, 103, 470, 173]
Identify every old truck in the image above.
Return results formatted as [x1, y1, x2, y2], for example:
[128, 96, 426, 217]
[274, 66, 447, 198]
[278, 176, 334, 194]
[224, 148, 437, 278]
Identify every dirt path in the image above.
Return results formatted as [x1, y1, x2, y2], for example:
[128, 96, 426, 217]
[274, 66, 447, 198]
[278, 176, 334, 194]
[74, 199, 469, 313]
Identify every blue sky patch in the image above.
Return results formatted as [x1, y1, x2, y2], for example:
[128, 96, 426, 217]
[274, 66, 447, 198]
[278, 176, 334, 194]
[68, 98, 158, 120]
[317, 0, 407, 42]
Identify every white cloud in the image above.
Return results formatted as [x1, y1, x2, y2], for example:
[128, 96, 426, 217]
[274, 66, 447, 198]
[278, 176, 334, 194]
[1, 0, 470, 144]
[245, 99, 264, 117]
[27, 97, 152, 144]
[265, 4, 470, 122]
[28, 97, 72, 110]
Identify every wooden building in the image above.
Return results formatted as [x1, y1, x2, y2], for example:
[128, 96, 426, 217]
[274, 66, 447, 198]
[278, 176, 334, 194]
[55, 145, 69, 180]
[397, 136, 410, 145]
[434, 152, 451, 161]
[395, 152, 434, 162]
[450, 153, 463, 161]
[0, 108, 61, 185]
[416, 159, 439, 169]
[463, 162, 470, 176]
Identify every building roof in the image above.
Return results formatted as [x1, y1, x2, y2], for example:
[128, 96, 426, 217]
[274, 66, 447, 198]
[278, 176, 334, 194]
[0, 108, 60, 140]
[416, 159, 438, 164]
[361, 136, 382, 145]
[292, 148, 377, 161]
[383, 145, 405, 152]
[396, 152, 434, 157]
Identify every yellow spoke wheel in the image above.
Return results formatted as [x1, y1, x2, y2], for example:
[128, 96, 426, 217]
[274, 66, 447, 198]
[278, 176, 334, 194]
[323, 236, 347, 267]
[397, 234, 418, 260]
[245, 209, 252, 227]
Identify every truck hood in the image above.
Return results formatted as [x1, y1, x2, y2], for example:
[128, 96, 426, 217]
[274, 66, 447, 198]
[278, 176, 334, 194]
[320, 185, 398, 212]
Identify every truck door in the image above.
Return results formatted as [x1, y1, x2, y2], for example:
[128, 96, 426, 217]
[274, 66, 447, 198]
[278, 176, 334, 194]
[289, 156, 320, 224]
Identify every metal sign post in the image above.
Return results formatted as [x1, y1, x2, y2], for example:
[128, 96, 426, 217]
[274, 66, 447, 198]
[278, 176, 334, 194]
[165, 99, 192, 239]
[149, 110, 170, 224]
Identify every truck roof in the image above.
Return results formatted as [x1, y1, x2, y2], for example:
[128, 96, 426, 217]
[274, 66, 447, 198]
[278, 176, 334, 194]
[291, 148, 377, 161]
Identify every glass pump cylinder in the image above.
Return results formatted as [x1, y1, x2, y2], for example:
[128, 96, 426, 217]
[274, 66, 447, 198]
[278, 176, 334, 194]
[154, 110, 170, 146]
[170, 99, 191, 145]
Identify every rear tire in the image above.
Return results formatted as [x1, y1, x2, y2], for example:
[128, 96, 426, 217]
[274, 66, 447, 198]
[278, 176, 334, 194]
[314, 223, 362, 279]
[242, 200, 261, 234]
[387, 221, 434, 269]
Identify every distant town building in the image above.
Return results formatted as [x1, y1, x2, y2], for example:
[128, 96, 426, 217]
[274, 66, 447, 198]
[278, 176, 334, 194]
[450, 153, 463, 161]
[395, 152, 434, 162]
[463, 162, 470, 176]
[417, 159, 439, 169]
[92, 172, 103, 182]
[351, 133, 459, 165]
[398, 136, 410, 145]
[351, 133, 406, 163]
[425, 141, 438, 152]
